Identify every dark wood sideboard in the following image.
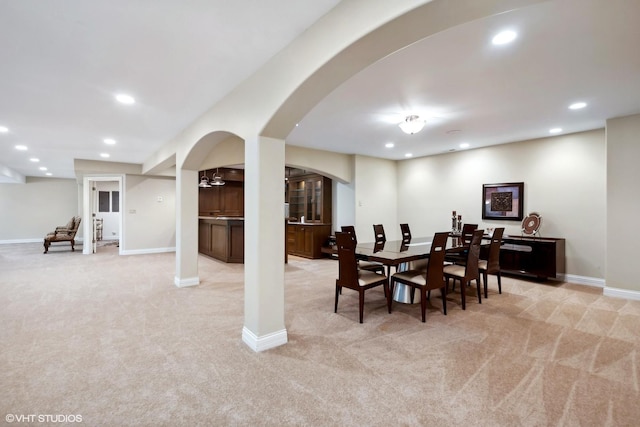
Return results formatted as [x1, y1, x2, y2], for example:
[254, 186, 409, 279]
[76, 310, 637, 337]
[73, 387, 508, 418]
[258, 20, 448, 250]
[500, 235, 565, 280]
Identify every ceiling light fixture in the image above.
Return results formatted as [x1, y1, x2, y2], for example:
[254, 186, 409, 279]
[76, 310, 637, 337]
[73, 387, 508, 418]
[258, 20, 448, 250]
[405, 153, 413, 158]
[399, 115, 425, 134]
[39, 167, 47, 171]
[45, 173, 52, 176]
[549, 128, 562, 134]
[199, 168, 225, 188]
[492, 30, 517, 45]
[460, 143, 470, 149]
[569, 102, 587, 110]
[30, 158, 40, 162]
[15, 145, 27, 151]
[115, 93, 135, 105]
[0, 126, 8, 133]
[100, 153, 110, 158]
[103, 138, 116, 145]
[385, 143, 394, 148]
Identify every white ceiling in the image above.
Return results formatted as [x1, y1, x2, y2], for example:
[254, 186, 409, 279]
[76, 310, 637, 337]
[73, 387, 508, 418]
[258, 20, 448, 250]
[1, 0, 639, 183]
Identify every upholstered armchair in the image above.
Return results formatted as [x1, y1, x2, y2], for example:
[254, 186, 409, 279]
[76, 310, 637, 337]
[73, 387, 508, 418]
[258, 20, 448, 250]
[43, 216, 81, 253]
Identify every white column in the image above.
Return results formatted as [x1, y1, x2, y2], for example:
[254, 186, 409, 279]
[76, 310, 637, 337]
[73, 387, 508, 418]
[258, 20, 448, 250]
[174, 167, 200, 287]
[242, 136, 288, 351]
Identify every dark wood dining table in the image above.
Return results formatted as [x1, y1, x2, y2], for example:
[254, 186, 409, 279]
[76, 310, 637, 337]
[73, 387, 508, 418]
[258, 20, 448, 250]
[355, 235, 469, 304]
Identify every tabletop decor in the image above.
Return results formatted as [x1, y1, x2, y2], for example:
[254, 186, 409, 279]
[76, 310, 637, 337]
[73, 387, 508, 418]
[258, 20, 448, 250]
[482, 182, 524, 221]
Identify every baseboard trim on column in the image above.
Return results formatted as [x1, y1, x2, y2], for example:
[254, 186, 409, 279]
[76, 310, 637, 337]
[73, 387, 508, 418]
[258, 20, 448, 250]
[174, 276, 199, 287]
[604, 286, 640, 301]
[242, 326, 288, 352]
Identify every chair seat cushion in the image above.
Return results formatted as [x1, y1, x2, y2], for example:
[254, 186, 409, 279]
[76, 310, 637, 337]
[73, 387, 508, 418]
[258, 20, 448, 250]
[443, 264, 466, 278]
[478, 260, 488, 270]
[357, 270, 387, 286]
[392, 269, 426, 286]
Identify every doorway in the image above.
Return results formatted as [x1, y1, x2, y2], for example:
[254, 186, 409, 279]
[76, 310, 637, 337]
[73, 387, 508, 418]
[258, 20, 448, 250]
[83, 176, 123, 254]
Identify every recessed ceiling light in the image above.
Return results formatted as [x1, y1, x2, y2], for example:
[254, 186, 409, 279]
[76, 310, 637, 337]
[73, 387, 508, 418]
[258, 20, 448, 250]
[45, 172, 52, 176]
[385, 143, 394, 148]
[29, 158, 40, 162]
[100, 153, 110, 158]
[115, 93, 135, 105]
[405, 153, 413, 158]
[492, 30, 517, 45]
[0, 126, 8, 133]
[39, 166, 47, 171]
[549, 128, 563, 134]
[459, 143, 470, 149]
[103, 138, 116, 145]
[569, 102, 587, 110]
[15, 145, 27, 151]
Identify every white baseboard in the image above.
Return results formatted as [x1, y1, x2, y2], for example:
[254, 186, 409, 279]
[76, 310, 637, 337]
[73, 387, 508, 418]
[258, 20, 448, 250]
[559, 274, 605, 288]
[0, 238, 44, 244]
[604, 286, 640, 301]
[242, 326, 288, 352]
[120, 247, 176, 255]
[174, 276, 199, 287]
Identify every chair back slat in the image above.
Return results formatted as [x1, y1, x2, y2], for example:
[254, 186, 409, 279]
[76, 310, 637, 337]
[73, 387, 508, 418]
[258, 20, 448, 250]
[425, 232, 448, 289]
[486, 227, 504, 272]
[373, 224, 386, 243]
[400, 223, 411, 242]
[336, 232, 359, 289]
[463, 229, 484, 281]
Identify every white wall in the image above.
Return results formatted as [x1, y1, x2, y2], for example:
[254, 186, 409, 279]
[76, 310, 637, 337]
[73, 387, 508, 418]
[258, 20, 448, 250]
[606, 113, 640, 293]
[123, 175, 176, 253]
[397, 129, 606, 279]
[0, 177, 79, 242]
[354, 155, 398, 242]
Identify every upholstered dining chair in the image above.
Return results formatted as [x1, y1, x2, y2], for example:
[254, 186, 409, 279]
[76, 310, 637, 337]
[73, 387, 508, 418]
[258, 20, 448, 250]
[373, 224, 386, 243]
[340, 226, 385, 274]
[479, 227, 505, 298]
[443, 229, 483, 310]
[390, 232, 449, 322]
[400, 223, 411, 242]
[334, 232, 390, 323]
[43, 216, 81, 254]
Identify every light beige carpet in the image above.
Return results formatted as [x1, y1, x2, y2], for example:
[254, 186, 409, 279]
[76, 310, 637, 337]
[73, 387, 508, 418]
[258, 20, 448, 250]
[1, 242, 639, 426]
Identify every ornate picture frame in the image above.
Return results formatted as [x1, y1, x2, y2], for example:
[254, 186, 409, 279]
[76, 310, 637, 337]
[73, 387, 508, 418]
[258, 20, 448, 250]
[482, 182, 524, 221]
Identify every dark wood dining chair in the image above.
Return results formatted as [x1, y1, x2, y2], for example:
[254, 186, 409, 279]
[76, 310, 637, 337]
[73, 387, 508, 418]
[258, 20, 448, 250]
[443, 229, 483, 310]
[400, 223, 411, 241]
[340, 226, 385, 274]
[334, 232, 390, 323]
[389, 232, 449, 322]
[373, 224, 386, 243]
[446, 223, 478, 264]
[479, 227, 504, 298]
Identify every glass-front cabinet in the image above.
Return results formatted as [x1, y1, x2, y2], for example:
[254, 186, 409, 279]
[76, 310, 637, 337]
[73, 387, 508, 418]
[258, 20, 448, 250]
[287, 173, 331, 224]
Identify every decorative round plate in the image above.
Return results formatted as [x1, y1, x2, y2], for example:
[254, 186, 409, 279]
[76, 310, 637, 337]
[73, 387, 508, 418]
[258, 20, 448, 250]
[522, 212, 541, 235]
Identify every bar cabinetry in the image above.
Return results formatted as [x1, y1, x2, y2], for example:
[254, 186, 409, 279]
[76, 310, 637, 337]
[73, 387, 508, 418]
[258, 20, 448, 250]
[286, 223, 332, 259]
[500, 235, 565, 280]
[199, 217, 244, 263]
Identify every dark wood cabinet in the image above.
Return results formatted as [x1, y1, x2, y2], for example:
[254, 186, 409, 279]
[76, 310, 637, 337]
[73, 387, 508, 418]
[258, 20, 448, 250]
[500, 236, 565, 279]
[198, 167, 244, 217]
[286, 174, 331, 224]
[286, 224, 332, 259]
[199, 217, 244, 263]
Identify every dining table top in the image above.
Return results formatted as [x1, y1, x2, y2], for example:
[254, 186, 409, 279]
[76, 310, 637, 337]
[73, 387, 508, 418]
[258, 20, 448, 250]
[355, 235, 469, 266]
